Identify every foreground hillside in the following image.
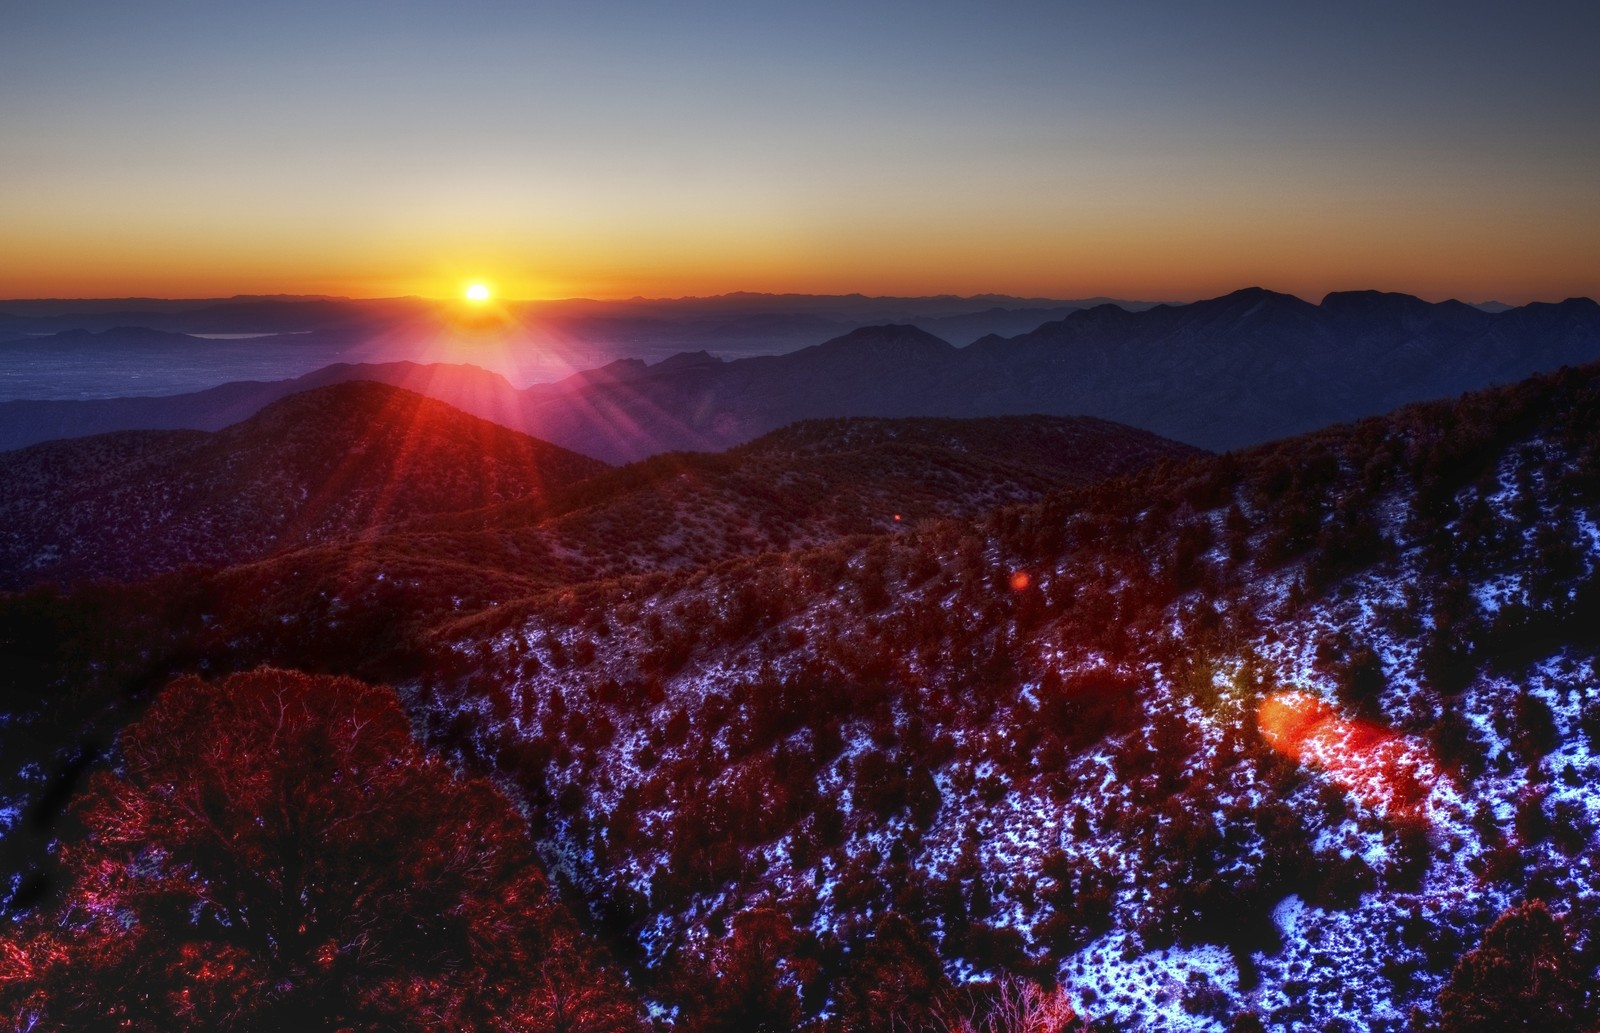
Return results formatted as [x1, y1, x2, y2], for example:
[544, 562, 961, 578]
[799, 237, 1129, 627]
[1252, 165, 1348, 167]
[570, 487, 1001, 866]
[422, 361, 1600, 1030]
[0, 407, 1192, 931]
[1, 363, 1598, 1030]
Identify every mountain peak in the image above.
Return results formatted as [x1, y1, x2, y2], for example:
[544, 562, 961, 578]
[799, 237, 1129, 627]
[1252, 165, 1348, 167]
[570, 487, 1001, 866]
[1319, 289, 1428, 308]
[814, 323, 954, 353]
[0, 380, 608, 590]
[1185, 286, 1315, 318]
[652, 350, 723, 371]
[1219, 286, 1301, 302]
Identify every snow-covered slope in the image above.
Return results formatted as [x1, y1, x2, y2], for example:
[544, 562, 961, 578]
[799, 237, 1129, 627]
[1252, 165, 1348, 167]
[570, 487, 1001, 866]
[428, 363, 1600, 1029]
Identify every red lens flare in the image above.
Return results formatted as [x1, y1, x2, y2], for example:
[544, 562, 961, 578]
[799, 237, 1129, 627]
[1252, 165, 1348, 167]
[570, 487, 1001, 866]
[1258, 690, 1445, 818]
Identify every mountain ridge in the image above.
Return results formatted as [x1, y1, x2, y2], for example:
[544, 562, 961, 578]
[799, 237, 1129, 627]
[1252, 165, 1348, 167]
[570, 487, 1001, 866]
[0, 381, 607, 590]
[1, 290, 1596, 464]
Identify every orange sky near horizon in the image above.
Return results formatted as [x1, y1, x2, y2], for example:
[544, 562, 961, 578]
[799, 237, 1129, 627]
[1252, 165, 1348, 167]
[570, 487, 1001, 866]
[4, 154, 1593, 304]
[3, 208, 1594, 305]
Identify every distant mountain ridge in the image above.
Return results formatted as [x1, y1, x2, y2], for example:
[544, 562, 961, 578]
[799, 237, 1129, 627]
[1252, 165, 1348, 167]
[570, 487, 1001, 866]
[0, 292, 1151, 339]
[507, 289, 1600, 458]
[2, 288, 1596, 461]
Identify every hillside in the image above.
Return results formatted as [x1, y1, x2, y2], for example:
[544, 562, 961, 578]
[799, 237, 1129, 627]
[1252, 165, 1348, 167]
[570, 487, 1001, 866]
[2, 413, 1195, 686]
[413, 360, 1600, 1030]
[0, 381, 607, 590]
[0, 359, 528, 453]
[397, 414, 1202, 582]
[1, 363, 1598, 1029]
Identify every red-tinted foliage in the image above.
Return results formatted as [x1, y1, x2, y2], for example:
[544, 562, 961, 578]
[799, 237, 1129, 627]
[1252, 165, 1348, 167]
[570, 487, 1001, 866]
[671, 907, 821, 1033]
[1436, 900, 1595, 1033]
[0, 668, 638, 1033]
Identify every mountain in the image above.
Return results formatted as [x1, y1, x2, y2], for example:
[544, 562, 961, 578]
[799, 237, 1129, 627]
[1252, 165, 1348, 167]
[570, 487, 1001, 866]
[968, 288, 1600, 448]
[511, 325, 966, 461]
[0, 405, 1198, 947]
[910, 305, 1103, 344]
[0, 360, 525, 453]
[4, 289, 1596, 463]
[4, 360, 1598, 1029]
[0, 400, 1198, 600]
[0, 292, 1149, 378]
[399, 414, 1204, 583]
[0, 381, 607, 590]
[510, 290, 1600, 459]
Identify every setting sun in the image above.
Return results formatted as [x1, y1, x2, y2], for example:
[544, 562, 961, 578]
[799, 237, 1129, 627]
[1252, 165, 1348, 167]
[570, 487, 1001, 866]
[465, 283, 491, 302]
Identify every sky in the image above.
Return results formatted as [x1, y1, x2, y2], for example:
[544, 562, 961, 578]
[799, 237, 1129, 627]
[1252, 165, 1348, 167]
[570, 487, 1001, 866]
[2, 0, 1596, 303]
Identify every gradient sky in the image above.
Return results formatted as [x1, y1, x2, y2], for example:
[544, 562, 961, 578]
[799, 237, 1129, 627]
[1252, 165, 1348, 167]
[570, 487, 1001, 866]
[2, 0, 1596, 302]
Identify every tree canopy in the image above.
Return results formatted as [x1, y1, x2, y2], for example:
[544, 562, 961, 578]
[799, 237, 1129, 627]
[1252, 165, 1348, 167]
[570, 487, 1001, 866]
[0, 667, 638, 1033]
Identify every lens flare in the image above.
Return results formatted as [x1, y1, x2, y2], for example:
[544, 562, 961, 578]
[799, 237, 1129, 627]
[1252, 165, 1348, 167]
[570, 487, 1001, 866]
[1258, 690, 1444, 818]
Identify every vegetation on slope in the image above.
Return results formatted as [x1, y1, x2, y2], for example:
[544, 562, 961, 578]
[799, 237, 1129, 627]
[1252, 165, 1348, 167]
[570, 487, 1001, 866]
[3, 365, 1599, 1029]
[423, 363, 1600, 1030]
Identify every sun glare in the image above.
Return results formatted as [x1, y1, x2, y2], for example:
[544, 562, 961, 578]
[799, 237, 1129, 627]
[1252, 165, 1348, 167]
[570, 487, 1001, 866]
[465, 283, 491, 302]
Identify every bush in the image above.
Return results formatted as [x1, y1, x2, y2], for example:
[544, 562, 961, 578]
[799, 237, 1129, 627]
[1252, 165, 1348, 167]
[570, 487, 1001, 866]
[0, 668, 638, 1032]
[1437, 900, 1594, 1033]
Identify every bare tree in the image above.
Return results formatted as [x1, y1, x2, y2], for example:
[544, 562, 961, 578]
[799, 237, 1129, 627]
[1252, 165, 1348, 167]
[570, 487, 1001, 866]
[933, 976, 1086, 1033]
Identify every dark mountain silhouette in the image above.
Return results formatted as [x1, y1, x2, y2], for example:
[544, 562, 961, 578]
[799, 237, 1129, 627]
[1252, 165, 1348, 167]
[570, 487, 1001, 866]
[911, 304, 1101, 343]
[510, 325, 966, 460]
[0, 381, 606, 590]
[0, 292, 1145, 346]
[470, 290, 1600, 458]
[3, 289, 1595, 461]
[967, 288, 1600, 447]
[0, 360, 525, 453]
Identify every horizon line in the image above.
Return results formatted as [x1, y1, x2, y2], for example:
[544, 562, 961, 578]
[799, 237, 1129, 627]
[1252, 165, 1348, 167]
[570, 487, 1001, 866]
[1, 286, 1592, 308]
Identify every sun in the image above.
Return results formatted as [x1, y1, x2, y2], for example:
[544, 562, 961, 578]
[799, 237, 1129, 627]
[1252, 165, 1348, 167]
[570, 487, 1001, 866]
[465, 283, 491, 302]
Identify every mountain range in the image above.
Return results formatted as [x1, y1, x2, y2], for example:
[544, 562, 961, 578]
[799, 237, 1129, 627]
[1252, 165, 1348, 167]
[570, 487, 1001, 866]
[0, 292, 1150, 337]
[1, 288, 1595, 462]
